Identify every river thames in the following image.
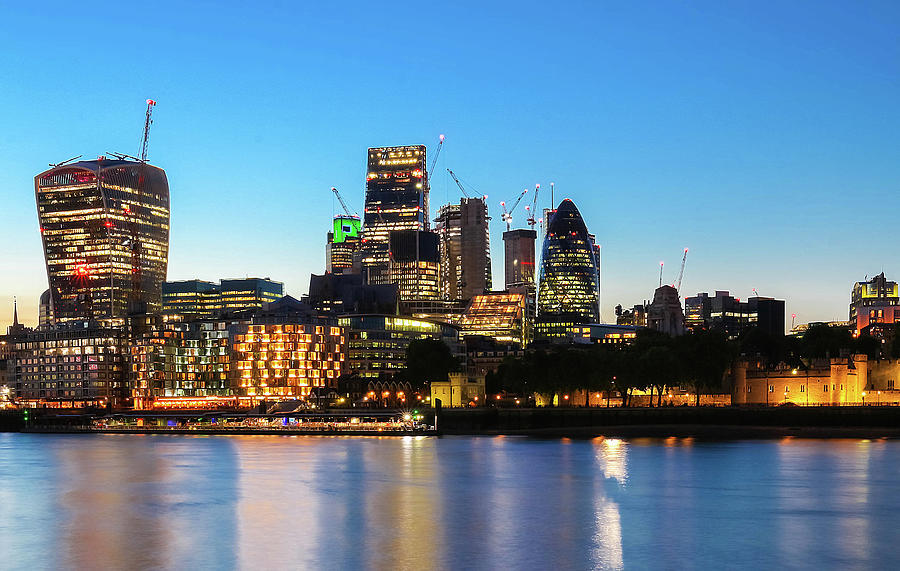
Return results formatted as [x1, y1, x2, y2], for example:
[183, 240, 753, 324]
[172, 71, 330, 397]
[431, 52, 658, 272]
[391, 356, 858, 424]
[1, 434, 899, 570]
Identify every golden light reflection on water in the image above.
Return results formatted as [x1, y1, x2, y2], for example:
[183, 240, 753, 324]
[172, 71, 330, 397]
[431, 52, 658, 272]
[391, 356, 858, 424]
[5, 434, 900, 569]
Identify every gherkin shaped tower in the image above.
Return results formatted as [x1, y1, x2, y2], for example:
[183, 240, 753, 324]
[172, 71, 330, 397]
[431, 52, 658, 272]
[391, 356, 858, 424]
[536, 199, 600, 337]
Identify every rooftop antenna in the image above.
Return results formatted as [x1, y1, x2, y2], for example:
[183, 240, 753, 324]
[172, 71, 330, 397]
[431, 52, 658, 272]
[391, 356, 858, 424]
[550, 182, 554, 207]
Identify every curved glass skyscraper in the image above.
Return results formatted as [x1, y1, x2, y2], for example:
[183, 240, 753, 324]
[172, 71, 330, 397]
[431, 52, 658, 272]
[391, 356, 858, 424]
[35, 158, 170, 322]
[536, 199, 600, 339]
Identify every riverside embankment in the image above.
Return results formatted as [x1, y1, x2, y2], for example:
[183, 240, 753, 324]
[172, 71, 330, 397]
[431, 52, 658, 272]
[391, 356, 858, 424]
[436, 406, 900, 438]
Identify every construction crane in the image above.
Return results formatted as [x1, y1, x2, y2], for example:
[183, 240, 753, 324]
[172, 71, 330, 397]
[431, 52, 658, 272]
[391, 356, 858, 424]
[674, 247, 688, 292]
[129, 98, 156, 312]
[658, 261, 664, 288]
[446, 169, 472, 198]
[500, 188, 528, 231]
[525, 183, 541, 228]
[428, 134, 445, 180]
[331, 187, 359, 218]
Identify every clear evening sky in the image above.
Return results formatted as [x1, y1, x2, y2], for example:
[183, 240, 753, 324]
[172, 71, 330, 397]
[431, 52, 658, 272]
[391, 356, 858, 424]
[1, 1, 898, 328]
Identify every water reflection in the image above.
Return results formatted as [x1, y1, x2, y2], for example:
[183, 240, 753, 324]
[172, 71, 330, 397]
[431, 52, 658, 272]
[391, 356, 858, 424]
[2, 434, 900, 569]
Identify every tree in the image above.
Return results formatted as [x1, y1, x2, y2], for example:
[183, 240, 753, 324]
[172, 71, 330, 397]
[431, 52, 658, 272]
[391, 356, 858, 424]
[681, 331, 732, 406]
[404, 339, 460, 389]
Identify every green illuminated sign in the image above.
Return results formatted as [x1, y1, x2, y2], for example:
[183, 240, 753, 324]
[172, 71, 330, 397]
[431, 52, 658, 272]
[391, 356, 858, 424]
[333, 216, 361, 244]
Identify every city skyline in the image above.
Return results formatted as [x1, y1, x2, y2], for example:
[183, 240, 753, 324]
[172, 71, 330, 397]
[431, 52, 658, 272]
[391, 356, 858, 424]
[2, 1, 900, 327]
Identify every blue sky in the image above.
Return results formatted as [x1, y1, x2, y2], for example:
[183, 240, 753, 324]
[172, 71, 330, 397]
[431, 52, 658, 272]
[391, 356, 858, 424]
[1, 1, 898, 327]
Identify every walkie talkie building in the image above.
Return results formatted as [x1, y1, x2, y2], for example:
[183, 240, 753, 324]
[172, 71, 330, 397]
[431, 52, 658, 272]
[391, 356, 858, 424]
[35, 158, 170, 322]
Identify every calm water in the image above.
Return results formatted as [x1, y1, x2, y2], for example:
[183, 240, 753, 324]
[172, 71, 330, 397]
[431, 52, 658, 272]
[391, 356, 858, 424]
[1, 434, 899, 570]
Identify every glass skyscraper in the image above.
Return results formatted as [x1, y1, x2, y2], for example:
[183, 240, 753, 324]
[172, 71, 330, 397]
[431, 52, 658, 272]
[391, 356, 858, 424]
[536, 199, 600, 339]
[35, 159, 170, 322]
[360, 145, 428, 282]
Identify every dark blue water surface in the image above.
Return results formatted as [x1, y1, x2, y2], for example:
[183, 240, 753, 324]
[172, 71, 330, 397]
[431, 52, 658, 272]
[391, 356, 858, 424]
[1, 434, 899, 570]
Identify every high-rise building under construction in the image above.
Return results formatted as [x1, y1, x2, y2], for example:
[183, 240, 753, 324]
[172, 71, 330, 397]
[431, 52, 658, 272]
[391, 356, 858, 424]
[35, 158, 170, 322]
[360, 145, 428, 283]
[434, 197, 491, 301]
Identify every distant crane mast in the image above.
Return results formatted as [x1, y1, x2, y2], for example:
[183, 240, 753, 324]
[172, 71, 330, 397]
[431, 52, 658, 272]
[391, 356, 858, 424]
[446, 169, 472, 198]
[658, 261, 664, 288]
[130, 98, 156, 311]
[525, 184, 541, 228]
[428, 134, 445, 180]
[674, 247, 688, 292]
[331, 187, 359, 218]
[500, 188, 528, 231]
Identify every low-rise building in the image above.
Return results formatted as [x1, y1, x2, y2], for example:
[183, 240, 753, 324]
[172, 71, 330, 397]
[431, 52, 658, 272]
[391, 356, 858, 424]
[430, 372, 485, 408]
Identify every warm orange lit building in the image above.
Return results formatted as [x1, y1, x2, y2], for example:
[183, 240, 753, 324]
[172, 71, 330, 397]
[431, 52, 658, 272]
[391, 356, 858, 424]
[231, 322, 346, 401]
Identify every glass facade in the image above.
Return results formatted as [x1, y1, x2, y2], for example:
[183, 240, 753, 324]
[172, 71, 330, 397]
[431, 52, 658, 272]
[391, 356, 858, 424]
[232, 323, 345, 399]
[361, 145, 428, 281]
[458, 292, 528, 345]
[35, 160, 170, 322]
[326, 215, 362, 274]
[339, 315, 462, 380]
[387, 230, 440, 301]
[219, 278, 283, 313]
[536, 199, 601, 325]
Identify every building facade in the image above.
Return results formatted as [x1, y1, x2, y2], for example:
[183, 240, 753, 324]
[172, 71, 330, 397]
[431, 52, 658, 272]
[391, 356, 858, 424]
[458, 292, 529, 345]
[162, 278, 284, 316]
[684, 291, 785, 338]
[648, 285, 685, 336]
[338, 314, 462, 381]
[35, 159, 170, 322]
[13, 322, 128, 408]
[503, 229, 537, 294]
[535, 199, 600, 341]
[326, 215, 362, 274]
[434, 198, 491, 301]
[386, 230, 440, 301]
[360, 145, 428, 283]
[850, 272, 899, 335]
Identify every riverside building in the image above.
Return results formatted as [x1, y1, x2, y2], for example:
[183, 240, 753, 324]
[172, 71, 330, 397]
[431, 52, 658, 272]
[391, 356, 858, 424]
[35, 158, 170, 322]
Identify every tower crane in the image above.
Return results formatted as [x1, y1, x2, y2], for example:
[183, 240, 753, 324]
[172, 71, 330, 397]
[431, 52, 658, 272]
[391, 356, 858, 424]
[446, 169, 472, 198]
[658, 261, 664, 288]
[428, 134, 445, 180]
[331, 187, 359, 218]
[525, 183, 541, 228]
[674, 247, 688, 292]
[500, 188, 528, 231]
[130, 98, 156, 311]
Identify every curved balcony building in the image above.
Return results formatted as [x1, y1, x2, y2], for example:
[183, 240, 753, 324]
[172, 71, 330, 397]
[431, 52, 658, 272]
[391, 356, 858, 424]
[35, 158, 170, 322]
[535, 199, 600, 340]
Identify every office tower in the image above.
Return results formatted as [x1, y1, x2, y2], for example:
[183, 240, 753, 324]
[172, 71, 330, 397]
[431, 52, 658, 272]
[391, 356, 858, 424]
[503, 229, 537, 292]
[387, 230, 440, 301]
[535, 199, 601, 341]
[161, 278, 284, 316]
[434, 197, 491, 301]
[458, 292, 529, 345]
[850, 272, 900, 335]
[360, 145, 428, 282]
[219, 278, 283, 313]
[305, 273, 398, 316]
[326, 215, 362, 274]
[684, 290, 786, 338]
[35, 158, 170, 321]
[162, 280, 221, 317]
